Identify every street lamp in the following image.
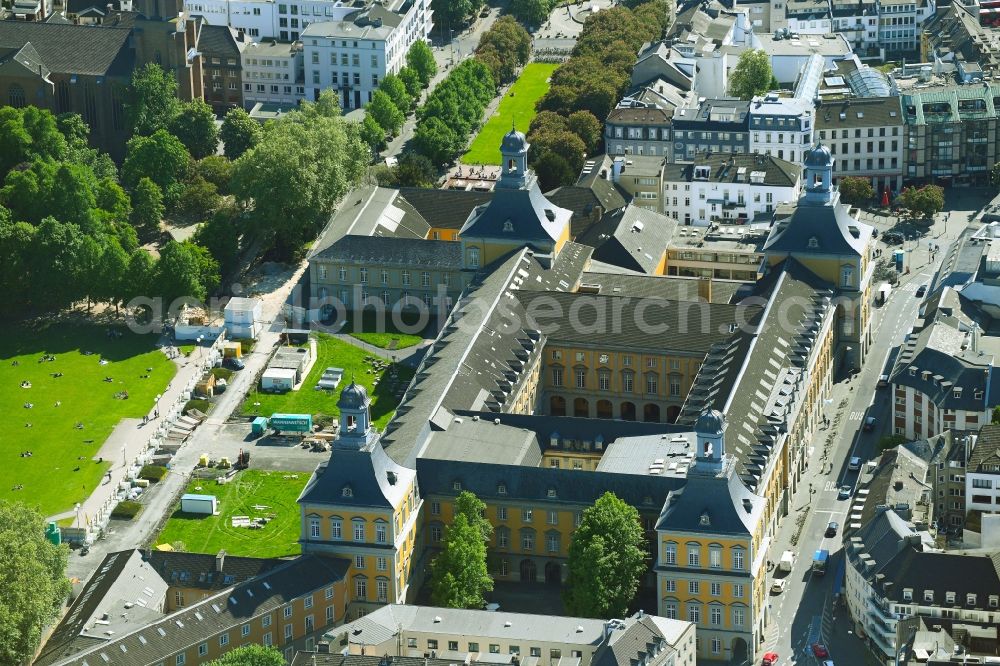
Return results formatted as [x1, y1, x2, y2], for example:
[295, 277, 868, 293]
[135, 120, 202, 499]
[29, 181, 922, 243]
[197, 335, 204, 358]
[154, 393, 161, 419]
[121, 444, 127, 468]
[253, 401, 261, 415]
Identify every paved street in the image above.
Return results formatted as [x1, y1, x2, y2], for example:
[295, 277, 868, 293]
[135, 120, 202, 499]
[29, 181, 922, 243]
[759, 190, 990, 666]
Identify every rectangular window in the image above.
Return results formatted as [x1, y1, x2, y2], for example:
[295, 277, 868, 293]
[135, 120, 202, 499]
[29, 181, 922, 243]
[664, 543, 676, 565]
[377, 579, 388, 603]
[688, 580, 700, 594]
[688, 547, 700, 567]
[547, 511, 558, 525]
[353, 522, 365, 541]
[220, 633, 229, 647]
[331, 519, 341, 539]
[522, 508, 533, 522]
[711, 582, 721, 595]
[710, 606, 722, 625]
[498, 506, 507, 520]
[733, 549, 745, 570]
[376, 524, 387, 543]
[576, 369, 586, 389]
[377, 556, 387, 571]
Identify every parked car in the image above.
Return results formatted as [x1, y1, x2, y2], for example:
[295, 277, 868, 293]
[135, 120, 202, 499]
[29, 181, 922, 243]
[762, 652, 779, 666]
[825, 521, 839, 537]
[863, 416, 876, 432]
[771, 579, 787, 594]
[877, 374, 889, 388]
[916, 284, 928, 297]
[812, 644, 830, 659]
[838, 485, 852, 500]
[883, 231, 904, 244]
[223, 357, 245, 370]
[849, 456, 862, 470]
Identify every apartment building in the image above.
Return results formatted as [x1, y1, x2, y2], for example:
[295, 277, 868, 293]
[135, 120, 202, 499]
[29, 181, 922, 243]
[301, 2, 426, 109]
[747, 94, 814, 164]
[831, 0, 879, 55]
[242, 40, 305, 107]
[328, 605, 697, 666]
[879, 0, 920, 54]
[200, 25, 248, 112]
[606, 155, 665, 212]
[665, 225, 767, 282]
[605, 86, 688, 159]
[902, 83, 1000, 186]
[815, 97, 904, 194]
[966, 425, 1000, 524]
[661, 152, 801, 226]
[671, 99, 751, 161]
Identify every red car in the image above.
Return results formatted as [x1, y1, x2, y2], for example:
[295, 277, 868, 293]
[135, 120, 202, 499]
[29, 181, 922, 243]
[762, 652, 779, 666]
[812, 644, 830, 659]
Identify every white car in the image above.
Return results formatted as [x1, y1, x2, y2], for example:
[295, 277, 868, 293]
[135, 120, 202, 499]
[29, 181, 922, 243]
[770, 579, 787, 594]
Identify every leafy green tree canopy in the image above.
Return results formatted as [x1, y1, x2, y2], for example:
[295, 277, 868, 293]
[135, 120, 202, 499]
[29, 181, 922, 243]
[430, 491, 493, 608]
[122, 129, 190, 196]
[0, 500, 72, 665]
[207, 644, 285, 666]
[837, 176, 874, 207]
[169, 99, 220, 159]
[367, 90, 405, 136]
[407, 40, 438, 88]
[220, 107, 262, 160]
[564, 492, 646, 618]
[125, 63, 181, 136]
[728, 49, 778, 100]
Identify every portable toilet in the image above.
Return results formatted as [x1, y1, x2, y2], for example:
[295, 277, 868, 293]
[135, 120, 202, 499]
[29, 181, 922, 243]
[251, 416, 269, 436]
[45, 521, 61, 546]
[199, 453, 209, 467]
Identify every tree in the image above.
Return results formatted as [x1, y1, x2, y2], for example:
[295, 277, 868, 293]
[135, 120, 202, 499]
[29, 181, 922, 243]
[124, 248, 155, 307]
[122, 129, 190, 201]
[412, 115, 461, 165]
[564, 492, 646, 618]
[220, 107, 262, 160]
[156, 240, 213, 305]
[430, 0, 473, 34]
[510, 0, 554, 26]
[532, 151, 576, 191]
[0, 216, 35, 311]
[529, 130, 587, 179]
[207, 645, 285, 666]
[407, 40, 438, 88]
[360, 113, 387, 154]
[0, 501, 71, 665]
[124, 63, 181, 136]
[1, 159, 98, 229]
[566, 110, 602, 154]
[174, 175, 221, 221]
[728, 49, 777, 100]
[398, 66, 424, 99]
[169, 99, 220, 159]
[0, 106, 68, 176]
[897, 185, 944, 221]
[97, 237, 130, 312]
[193, 207, 241, 279]
[131, 177, 165, 240]
[394, 151, 438, 188]
[993, 405, 1000, 424]
[195, 155, 233, 194]
[430, 491, 493, 608]
[838, 176, 874, 207]
[380, 73, 413, 113]
[367, 90, 405, 136]
[478, 15, 532, 67]
[230, 91, 369, 257]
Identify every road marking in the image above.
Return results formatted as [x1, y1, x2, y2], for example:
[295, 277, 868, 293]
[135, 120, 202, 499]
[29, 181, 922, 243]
[848, 411, 863, 421]
[824, 481, 838, 492]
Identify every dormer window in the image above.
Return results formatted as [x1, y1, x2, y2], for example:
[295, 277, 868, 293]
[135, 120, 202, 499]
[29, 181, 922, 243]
[909, 367, 917, 377]
[547, 488, 557, 498]
[807, 236, 819, 249]
[946, 591, 956, 604]
[699, 512, 711, 526]
[954, 388, 963, 398]
[990, 595, 998, 608]
[968, 593, 977, 606]
[498, 483, 507, 496]
[924, 590, 934, 603]
[903, 588, 912, 601]
[452, 480, 462, 491]
[342, 485, 353, 498]
[502, 220, 514, 232]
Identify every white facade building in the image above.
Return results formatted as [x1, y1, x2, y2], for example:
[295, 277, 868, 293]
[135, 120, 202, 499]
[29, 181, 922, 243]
[242, 40, 305, 107]
[224, 296, 263, 339]
[184, 0, 357, 40]
[747, 94, 814, 164]
[661, 152, 801, 226]
[302, 2, 428, 110]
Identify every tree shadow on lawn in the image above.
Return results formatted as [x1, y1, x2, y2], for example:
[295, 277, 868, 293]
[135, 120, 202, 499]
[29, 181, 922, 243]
[1, 322, 163, 363]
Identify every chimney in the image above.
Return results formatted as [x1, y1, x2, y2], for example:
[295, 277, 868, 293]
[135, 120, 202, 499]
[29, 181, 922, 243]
[697, 276, 713, 302]
[215, 549, 226, 573]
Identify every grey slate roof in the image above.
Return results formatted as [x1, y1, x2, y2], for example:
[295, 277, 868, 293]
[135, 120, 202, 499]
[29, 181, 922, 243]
[299, 440, 415, 509]
[968, 424, 1000, 471]
[855, 446, 930, 527]
[876, 546, 1000, 606]
[654, 459, 765, 536]
[545, 180, 628, 239]
[764, 198, 870, 257]
[815, 97, 903, 131]
[579, 272, 747, 303]
[662, 151, 801, 188]
[889, 319, 994, 412]
[313, 235, 462, 269]
[197, 23, 247, 58]
[397, 187, 493, 230]
[0, 21, 133, 76]
[45, 554, 349, 666]
[459, 182, 572, 248]
[515, 290, 751, 354]
[145, 550, 284, 590]
[575, 204, 677, 274]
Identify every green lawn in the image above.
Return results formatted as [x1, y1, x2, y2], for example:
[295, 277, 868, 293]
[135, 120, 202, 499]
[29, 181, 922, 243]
[155, 470, 307, 558]
[337, 311, 426, 350]
[0, 323, 175, 517]
[463, 62, 559, 165]
[241, 334, 413, 430]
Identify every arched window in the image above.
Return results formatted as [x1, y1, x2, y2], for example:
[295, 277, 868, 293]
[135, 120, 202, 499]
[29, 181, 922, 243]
[8, 84, 25, 108]
[468, 246, 480, 268]
[841, 264, 854, 288]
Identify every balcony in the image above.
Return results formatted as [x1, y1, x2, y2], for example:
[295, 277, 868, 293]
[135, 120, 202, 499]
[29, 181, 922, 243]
[967, 136, 989, 143]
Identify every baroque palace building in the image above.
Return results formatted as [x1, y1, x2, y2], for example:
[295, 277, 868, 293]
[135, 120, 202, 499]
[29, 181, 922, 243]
[297, 134, 873, 663]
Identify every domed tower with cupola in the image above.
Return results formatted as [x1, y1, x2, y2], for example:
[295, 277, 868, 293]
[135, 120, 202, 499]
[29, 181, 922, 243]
[803, 143, 834, 205]
[336, 380, 377, 449]
[458, 124, 573, 269]
[297, 381, 422, 618]
[694, 408, 727, 474]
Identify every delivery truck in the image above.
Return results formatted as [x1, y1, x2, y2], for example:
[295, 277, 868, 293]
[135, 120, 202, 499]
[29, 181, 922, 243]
[812, 549, 829, 576]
